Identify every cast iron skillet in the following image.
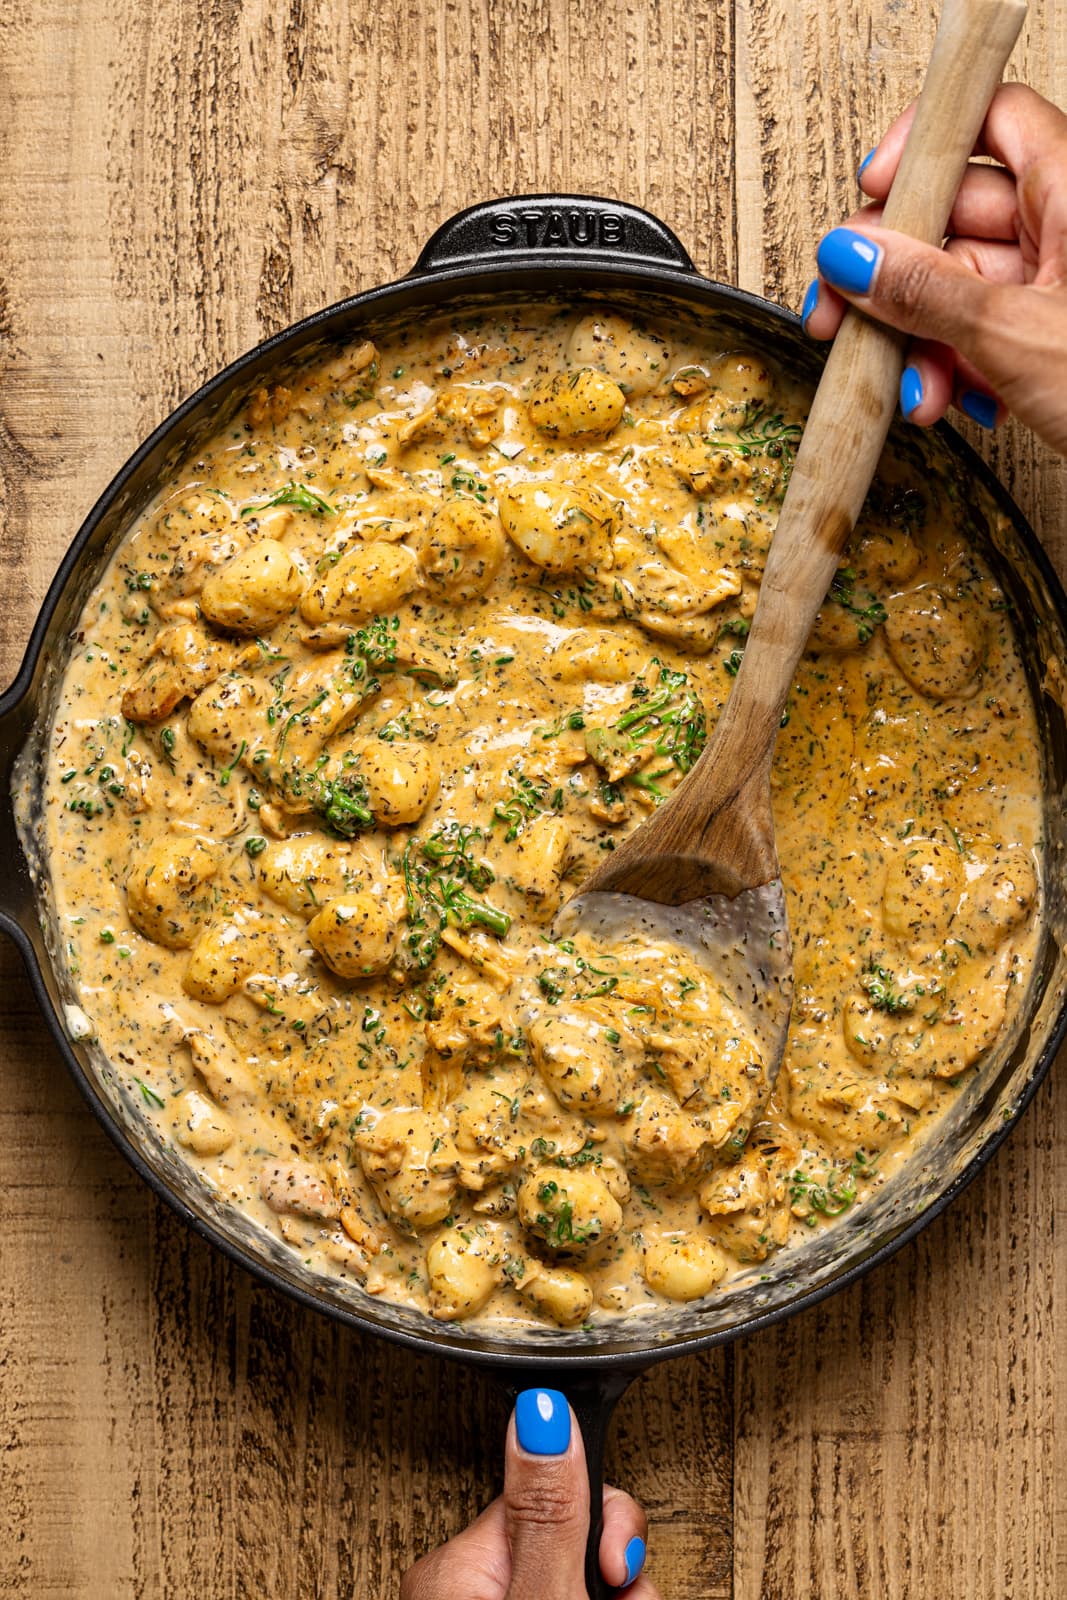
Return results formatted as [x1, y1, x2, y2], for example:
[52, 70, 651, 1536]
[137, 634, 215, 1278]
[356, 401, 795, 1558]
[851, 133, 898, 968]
[4, 196, 1067, 1597]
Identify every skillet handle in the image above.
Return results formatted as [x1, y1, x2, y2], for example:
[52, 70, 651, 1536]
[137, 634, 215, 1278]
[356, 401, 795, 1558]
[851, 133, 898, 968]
[498, 1368, 637, 1599]
[411, 194, 696, 275]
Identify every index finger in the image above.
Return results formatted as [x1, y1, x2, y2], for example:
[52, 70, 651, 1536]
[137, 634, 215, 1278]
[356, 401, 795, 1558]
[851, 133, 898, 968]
[859, 82, 1067, 198]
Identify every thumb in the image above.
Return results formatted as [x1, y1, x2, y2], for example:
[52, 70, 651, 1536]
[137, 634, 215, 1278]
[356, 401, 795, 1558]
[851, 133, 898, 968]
[503, 1389, 591, 1600]
[815, 223, 1000, 364]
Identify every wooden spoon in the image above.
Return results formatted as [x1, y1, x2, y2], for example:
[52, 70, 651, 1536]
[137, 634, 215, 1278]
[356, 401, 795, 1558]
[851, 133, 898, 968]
[567, 0, 1027, 1082]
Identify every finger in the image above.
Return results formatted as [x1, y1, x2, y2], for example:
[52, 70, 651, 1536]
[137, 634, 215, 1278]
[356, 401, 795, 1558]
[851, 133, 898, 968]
[899, 339, 955, 426]
[941, 165, 1023, 243]
[860, 83, 1067, 198]
[800, 275, 847, 341]
[856, 105, 916, 197]
[400, 1499, 510, 1600]
[600, 1485, 649, 1589]
[944, 235, 1028, 285]
[503, 1390, 590, 1600]
[976, 82, 1067, 178]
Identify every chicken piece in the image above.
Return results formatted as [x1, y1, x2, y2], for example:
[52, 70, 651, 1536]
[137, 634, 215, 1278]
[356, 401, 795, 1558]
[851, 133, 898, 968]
[259, 1159, 339, 1221]
[121, 624, 239, 723]
[126, 834, 219, 949]
[355, 1108, 459, 1231]
[413, 498, 506, 601]
[700, 1152, 791, 1262]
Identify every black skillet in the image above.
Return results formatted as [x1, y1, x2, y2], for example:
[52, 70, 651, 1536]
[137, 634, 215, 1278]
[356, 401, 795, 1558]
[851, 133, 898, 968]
[3, 197, 1067, 1597]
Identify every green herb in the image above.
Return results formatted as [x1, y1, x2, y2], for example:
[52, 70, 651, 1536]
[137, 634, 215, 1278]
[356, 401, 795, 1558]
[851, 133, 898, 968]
[160, 725, 177, 771]
[583, 663, 706, 790]
[828, 567, 888, 643]
[492, 772, 559, 841]
[317, 775, 374, 838]
[400, 828, 511, 968]
[134, 1076, 166, 1109]
[219, 740, 247, 785]
[861, 962, 918, 1014]
[789, 1152, 876, 1224]
[538, 708, 586, 739]
[241, 482, 335, 517]
[245, 836, 267, 858]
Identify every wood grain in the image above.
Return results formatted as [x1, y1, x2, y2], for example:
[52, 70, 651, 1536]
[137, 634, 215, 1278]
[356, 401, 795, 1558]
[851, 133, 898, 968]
[0, 2, 1062, 1597]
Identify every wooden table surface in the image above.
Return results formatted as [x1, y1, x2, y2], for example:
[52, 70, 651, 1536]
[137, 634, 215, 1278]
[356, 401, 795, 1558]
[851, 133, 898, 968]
[1, 2, 1064, 1595]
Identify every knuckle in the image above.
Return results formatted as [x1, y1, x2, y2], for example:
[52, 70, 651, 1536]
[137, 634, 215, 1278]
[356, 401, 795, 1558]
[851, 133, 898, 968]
[507, 1467, 586, 1532]
[881, 250, 940, 321]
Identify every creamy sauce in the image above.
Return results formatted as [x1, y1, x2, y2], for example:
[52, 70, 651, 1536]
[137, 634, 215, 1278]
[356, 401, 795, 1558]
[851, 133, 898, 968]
[42, 303, 1043, 1332]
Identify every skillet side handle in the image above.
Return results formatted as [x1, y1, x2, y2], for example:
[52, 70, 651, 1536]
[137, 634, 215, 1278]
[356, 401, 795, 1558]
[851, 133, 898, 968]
[411, 195, 696, 275]
[499, 1367, 637, 1600]
[0, 692, 35, 925]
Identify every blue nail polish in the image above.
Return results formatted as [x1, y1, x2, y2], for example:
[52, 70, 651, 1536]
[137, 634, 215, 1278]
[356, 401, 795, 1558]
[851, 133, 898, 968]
[800, 278, 819, 330]
[515, 1388, 570, 1455]
[961, 388, 997, 429]
[623, 1535, 647, 1585]
[900, 365, 924, 419]
[858, 147, 877, 180]
[816, 227, 882, 295]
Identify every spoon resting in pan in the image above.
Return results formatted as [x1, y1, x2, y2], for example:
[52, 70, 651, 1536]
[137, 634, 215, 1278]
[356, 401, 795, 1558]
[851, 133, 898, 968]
[563, 0, 1028, 1110]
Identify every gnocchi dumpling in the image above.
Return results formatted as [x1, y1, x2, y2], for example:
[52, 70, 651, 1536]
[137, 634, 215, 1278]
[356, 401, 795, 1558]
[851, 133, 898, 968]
[527, 367, 626, 438]
[299, 540, 421, 626]
[884, 587, 984, 699]
[307, 889, 402, 978]
[126, 834, 219, 949]
[642, 1232, 727, 1301]
[514, 1262, 593, 1327]
[200, 539, 304, 634]
[566, 313, 671, 397]
[352, 739, 439, 826]
[427, 1227, 505, 1320]
[498, 478, 618, 575]
[516, 1166, 623, 1255]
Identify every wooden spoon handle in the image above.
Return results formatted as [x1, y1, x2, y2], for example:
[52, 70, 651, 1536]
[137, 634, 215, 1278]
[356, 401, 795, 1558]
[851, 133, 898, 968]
[690, 0, 1027, 878]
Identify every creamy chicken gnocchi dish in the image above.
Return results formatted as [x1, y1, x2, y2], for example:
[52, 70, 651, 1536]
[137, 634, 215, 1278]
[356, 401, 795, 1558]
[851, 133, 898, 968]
[44, 303, 1042, 1331]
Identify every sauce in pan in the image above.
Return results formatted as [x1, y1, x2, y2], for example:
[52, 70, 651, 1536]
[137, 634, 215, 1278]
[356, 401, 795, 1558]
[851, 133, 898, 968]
[43, 304, 1042, 1330]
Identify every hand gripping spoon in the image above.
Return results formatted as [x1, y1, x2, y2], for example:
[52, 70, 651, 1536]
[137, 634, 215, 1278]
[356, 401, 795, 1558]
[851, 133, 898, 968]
[565, 0, 1027, 1089]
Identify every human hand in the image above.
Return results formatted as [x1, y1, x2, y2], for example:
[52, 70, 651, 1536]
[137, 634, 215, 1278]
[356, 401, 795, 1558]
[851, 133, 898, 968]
[802, 83, 1067, 456]
[399, 1388, 660, 1600]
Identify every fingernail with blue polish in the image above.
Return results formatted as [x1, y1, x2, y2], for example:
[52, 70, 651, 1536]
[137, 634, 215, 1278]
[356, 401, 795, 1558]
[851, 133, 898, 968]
[515, 1388, 571, 1455]
[858, 147, 877, 181]
[961, 389, 998, 429]
[900, 365, 924, 420]
[801, 278, 819, 331]
[623, 1535, 647, 1586]
[816, 227, 882, 295]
